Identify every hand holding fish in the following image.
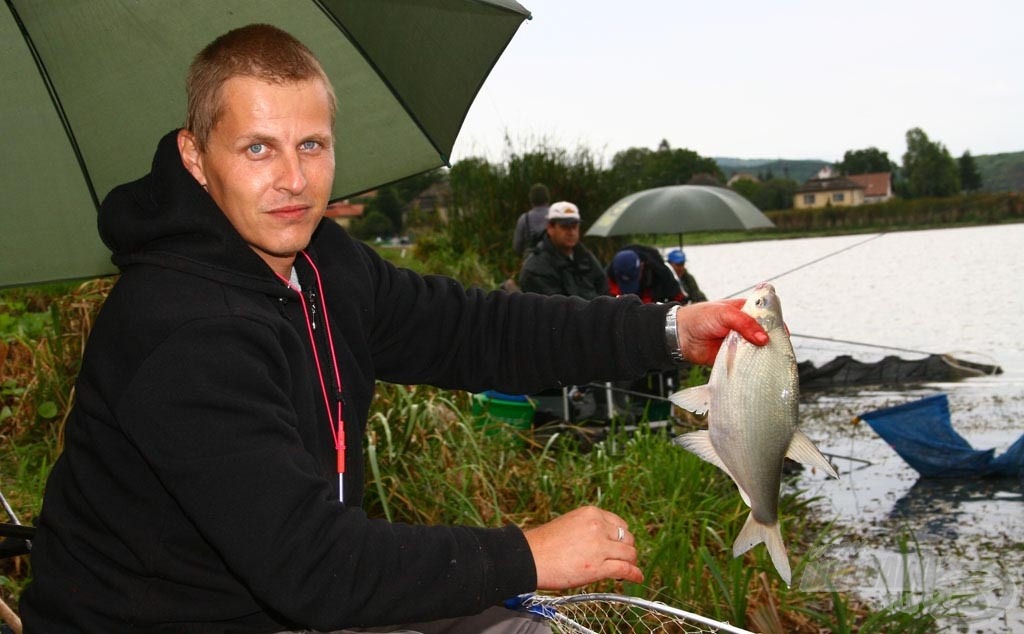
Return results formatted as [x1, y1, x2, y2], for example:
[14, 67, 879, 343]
[524, 505, 643, 590]
[674, 298, 770, 365]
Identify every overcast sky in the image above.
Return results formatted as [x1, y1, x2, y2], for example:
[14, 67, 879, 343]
[450, 0, 1023, 166]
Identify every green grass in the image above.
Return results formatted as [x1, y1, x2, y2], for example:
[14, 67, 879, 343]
[360, 384, 940, 632]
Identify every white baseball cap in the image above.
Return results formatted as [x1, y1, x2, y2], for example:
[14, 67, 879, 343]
[546, 201, 581, 223]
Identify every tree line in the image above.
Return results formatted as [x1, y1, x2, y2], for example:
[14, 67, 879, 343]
[347, 127, 986, 281]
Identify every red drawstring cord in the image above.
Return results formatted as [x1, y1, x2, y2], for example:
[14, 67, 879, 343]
[276, 252, 346, 502]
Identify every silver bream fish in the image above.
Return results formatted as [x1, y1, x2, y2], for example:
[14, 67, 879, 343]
[670, 283, 837, 585]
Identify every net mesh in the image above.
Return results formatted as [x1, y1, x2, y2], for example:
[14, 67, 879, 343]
[520, 594, 750, 634]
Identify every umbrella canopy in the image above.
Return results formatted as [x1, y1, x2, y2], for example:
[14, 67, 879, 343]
[1, 0, 530, 287]
[586, 185, 775, 242]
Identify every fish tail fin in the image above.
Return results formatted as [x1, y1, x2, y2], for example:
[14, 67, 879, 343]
[733, 512, 792, 586]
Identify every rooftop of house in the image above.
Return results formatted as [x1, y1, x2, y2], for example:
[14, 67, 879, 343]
[847, 172, 892, 197]
[324, 200, 365, 218]
[795, 176, 865, 193]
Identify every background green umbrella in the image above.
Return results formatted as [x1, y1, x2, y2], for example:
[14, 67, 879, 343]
[586, 185, 775, 246]
[1, 0, 530, 287]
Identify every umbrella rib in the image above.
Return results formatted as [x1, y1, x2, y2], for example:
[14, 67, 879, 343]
[5, 0, 100, 211]
[310, 0, 451, 167]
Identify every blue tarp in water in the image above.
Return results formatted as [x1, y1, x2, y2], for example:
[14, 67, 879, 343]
[860, 393, 1023, 478]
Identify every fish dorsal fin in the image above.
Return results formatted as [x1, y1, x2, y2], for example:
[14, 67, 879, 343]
[786, 430, 840, 479]
[673, 431, 752, 507]
[669, 385, 711, 415]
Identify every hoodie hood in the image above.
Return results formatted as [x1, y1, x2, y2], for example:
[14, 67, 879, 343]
[99, 129, 293, 296]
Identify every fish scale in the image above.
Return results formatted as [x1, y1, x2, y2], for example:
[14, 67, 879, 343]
[670, 283, 837, 586]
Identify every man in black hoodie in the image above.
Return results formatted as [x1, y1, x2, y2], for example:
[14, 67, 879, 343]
[21, 24, 768, 633]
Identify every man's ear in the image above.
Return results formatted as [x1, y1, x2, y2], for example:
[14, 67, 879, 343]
[177, 129, 207, 189]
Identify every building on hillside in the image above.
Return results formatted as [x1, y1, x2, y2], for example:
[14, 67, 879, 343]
[324, 200, 365, 228]
[404, 181, 452, 224]
[794, 166, 864, 209]
[847, 172, 893, 204]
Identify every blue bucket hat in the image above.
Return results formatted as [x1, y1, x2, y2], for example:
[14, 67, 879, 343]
[667, 249, 686, 265]
[611, 249, 642, 295]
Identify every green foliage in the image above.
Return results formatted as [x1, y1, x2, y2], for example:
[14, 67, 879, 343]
[732, 178, 800, 212]
[958, 151, 983, 192]
[899, 128, 961, 198]
[411, 230, 500, 289]
[973, 150, 1024, 193]
[352, 167, 447, 239]
[448, 144, 617, 283]
[607, 140, 724, 194]
[837, 147, 898, 176]
[443, 140, 737, 286]
[767, 191, 1024, 232]
[350, 210, 395, 241]
[373, 187, 405, 234]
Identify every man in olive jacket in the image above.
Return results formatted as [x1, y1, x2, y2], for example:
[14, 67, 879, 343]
[518, 201, 609, 299]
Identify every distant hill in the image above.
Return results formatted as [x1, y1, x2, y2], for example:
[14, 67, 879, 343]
[714, 158, 830, 185]
[715, 152, 1023, 192]
[974, 151, 1024, 193]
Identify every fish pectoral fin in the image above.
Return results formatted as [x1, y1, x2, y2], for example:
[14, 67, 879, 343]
[786, 430, 840, 479]
[669, 385, 711, 415]
[734, 513, 792, 586]
[672, 431, 752, 507]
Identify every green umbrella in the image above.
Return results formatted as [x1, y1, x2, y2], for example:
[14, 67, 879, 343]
[1, 0, 530, 287]
[586, 185, 775, 246]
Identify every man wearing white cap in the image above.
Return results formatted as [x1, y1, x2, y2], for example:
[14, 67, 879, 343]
[518, 201, 608, 299]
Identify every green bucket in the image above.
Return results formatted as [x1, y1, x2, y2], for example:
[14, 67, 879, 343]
[470, 391, 535, 439]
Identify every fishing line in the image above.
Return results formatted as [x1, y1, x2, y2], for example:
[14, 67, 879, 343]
[790, 333, 935, 356]
[717, 232, 961, 360]
[724, 232, 887, 299]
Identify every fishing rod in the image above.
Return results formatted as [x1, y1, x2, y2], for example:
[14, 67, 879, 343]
[719, 232, 957, 358]
[724, 232, 886, 299]
[790, 333, 937, 357]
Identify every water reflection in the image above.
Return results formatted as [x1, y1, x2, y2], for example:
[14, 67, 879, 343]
[888, 476, 1023, 541]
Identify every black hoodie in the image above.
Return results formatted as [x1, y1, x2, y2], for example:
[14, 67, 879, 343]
[21, 131, 675, 633]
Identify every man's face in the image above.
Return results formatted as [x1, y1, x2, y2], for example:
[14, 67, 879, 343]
[546, 220, 580, 255]
[178, 76, 335, 276]
[670, 262, 687, 277]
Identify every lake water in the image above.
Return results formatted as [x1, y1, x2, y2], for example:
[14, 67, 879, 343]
[672, 224, 1024, 632]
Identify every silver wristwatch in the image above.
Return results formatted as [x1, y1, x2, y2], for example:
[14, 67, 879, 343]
[665, 304, 685, 362]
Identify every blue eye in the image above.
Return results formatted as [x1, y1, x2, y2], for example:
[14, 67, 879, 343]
[300, 141, 319, 151]
[248, 143, 265, 154]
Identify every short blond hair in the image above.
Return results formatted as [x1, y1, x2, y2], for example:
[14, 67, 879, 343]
[185, 23, 337, 150]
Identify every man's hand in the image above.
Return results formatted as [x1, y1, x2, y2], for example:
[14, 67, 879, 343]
[676, 299, 768, 365]
[524, 506, 643, 590]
